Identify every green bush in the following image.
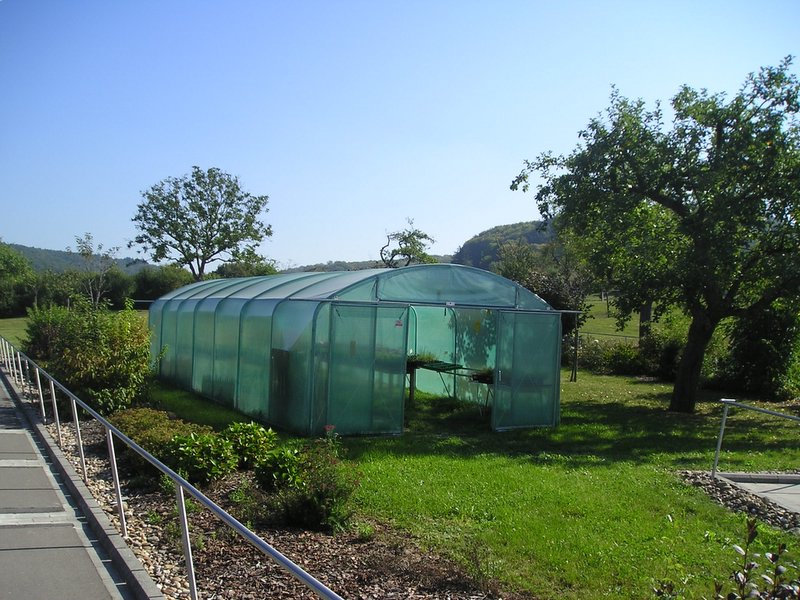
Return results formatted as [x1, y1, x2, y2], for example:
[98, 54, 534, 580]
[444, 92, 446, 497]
[253, 433, 360, 531]
[24, 299, 154, 414]
[165, 432, 238, 486]
[254, 446, 303, 491]
[268, 435, 360, 532]
[578, 337, 642, 375]
[220, 421, 278, 470]
[110, 408, 212, 475]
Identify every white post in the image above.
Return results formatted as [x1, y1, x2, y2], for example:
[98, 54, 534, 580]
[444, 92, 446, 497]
[49, 379, 63, 447]
[711, 399, 735, 479]
[34, 367, 46, 421]
[70, 396, 88, 482]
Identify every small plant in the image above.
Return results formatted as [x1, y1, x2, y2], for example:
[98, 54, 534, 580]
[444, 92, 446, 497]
[712, 518, 799, 600]
[254, 446, 303, 491]
[253, 433, 360, 532]
[165, 432, 238, 486]
[220, 421, 278, 470]
[145, 510, 164, 526]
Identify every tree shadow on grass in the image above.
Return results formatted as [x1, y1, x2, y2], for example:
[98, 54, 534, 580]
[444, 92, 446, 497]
[346, 385, 800, 470]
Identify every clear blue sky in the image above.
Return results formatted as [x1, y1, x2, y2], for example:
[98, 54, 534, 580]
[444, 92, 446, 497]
[1, 1, 798, 269]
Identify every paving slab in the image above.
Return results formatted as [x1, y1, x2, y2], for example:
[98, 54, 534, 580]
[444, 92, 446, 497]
[0, 371, 159, 599]
[718, 472, 800, 515]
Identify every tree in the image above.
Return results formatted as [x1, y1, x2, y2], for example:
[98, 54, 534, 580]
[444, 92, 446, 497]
[512, 57, 800, 413]
[67, 233, 120, 308]
[132, 166, 272, 281]
[0, 241, 34, 316]
[133, 265, 194, 301]
[379, 218, 437, 268]
[497, 235, 593, 333]
[213, 256, 278, 278]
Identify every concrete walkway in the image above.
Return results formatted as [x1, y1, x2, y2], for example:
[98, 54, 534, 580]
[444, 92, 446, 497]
[0, 373, 162, 600]
[717, 472, 800, 515]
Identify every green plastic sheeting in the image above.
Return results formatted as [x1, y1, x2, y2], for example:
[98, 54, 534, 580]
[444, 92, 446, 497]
[149, 264, 562, 435]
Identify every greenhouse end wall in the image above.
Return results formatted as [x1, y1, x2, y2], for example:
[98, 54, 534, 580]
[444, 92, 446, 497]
[149, 265, 562, 436]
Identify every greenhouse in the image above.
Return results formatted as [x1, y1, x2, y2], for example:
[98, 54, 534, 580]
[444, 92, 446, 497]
[149, 264, 562, 435]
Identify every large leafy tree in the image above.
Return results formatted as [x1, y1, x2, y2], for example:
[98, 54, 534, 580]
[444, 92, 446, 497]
[512, 58, 800, 413]
[132, 166, 271, 280]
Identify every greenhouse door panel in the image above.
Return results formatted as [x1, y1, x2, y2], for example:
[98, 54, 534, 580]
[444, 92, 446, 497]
[492, 312, 561, 430]
[327, 305, 408, 435]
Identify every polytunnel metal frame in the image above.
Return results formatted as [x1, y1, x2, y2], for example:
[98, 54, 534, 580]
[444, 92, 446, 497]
[149, 264, 564, 436]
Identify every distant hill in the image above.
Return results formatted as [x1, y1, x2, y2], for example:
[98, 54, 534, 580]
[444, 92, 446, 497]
[451, 221, 554, 271]
[10, 244, 151, 275]
[287, 255, 453, 273]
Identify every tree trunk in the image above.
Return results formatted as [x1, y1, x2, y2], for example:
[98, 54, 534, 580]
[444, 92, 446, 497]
[669, 311, 718, 413]
[638, 301, 652, 339]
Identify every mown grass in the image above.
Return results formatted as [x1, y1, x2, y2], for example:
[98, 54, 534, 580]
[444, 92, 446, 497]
[345, 373, 800, 599]
[580, 294, 640, 338]
[149, 381, 248, 431]
[0, 317, 28, 346]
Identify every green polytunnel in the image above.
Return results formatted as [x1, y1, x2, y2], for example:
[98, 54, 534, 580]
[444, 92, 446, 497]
[149, 264, 563, 435]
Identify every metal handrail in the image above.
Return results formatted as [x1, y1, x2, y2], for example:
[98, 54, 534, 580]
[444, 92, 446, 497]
[711, 397, 800, 479]
[0, 336, 343, 600]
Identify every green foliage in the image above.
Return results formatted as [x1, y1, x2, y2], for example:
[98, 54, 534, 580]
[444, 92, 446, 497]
[132, 166, 272, 281]
[109, 408, 212, 474]
[23, 299, 154, 414]
[274, 435, 361, 532]
[379, 218, 437, 268]
[254, 446, 303, 491]
[253, 433, 360, 532]
[165, 432, 238, 486]
[150, 381, 248, 430]
[212, 258, 279, 278]
[220, 421, 278, 469]
[451, 221, 554, 271]
[709, 518, 799, 600]
[514, 58, 800, 413]
[714, 299, 800, 400]
[133, 264, 193, 300]
[0, 241, 34, 316]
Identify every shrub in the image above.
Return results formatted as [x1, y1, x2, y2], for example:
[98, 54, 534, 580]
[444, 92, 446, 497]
[165, 432, 238, 486]
[578, 337, 642, 375]
[254, 446, 303, 491]
[253, 432, 360, 532]
[109, 408, 212, 475]
[24, 299, 155, 414]
[220, 421, 278, 470]
[276, 435, 360, 532]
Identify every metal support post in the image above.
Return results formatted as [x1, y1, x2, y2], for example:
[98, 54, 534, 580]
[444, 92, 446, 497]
[34, 367, 46, 421]
[176, 485, 199, 600]
[70, 396, 88, 482]
[49, 379, 63, 447]
[711, 399, 734, 479]
[106, 428, 128, 538]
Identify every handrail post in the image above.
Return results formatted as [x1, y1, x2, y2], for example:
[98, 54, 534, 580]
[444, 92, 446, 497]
[711, 399, 735, 479]
[70, 395, 88, 482]
[34, 367, 46, 422]
[106, 427, 128, 538]
[15, 350, 22, 384]
[48, 379, 63, 447]
[176, 485, 199, 600]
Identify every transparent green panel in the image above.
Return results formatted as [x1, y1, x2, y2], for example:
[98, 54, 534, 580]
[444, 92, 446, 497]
[270, 301, 317, 433]
[408, 306, 456, 397]
[453, 308, 497, 405]
[175, 299, 200, 388]
[493, 311, 561, 430]
[236, 299, 278, 419]
[310, 304, 331, 433]
[327, 304, 407, 435]
[214, 298, 247, 405]
[192, 297, 218, 397]
[377, 264, 520, 307]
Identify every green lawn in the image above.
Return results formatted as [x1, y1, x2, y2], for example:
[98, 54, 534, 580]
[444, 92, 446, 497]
[345, 372, 800, 599]
[0, 317, 27, 346]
